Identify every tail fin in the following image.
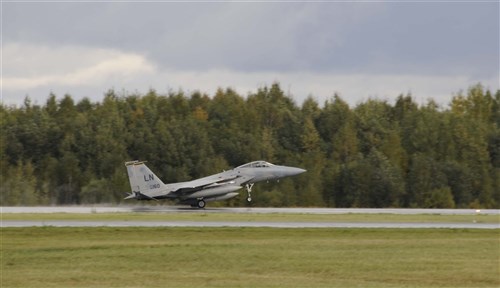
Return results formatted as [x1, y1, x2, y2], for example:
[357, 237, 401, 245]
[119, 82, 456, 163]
[125, 161, 167, 199]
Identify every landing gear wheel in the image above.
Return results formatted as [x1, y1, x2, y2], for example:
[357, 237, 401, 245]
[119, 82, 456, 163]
[197, 199, 206, 209]
[247, 196, 252, 202]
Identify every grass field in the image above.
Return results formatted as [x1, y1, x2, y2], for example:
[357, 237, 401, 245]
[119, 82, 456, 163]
[2, 212, 499, 223]
[2, 227, 499, 288]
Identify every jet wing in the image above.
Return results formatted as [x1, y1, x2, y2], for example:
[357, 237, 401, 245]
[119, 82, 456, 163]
[171, 174, 245, 195]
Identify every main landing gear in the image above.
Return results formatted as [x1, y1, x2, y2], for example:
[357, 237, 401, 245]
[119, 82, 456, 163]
[245, 183, 254, 202]
[197, 199, 206, 208]
[190, 199, 206, 209]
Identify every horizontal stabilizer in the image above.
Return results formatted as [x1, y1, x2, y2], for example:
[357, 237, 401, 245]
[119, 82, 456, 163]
[124, 191, 158, 201]
[124, 193, 136, 200]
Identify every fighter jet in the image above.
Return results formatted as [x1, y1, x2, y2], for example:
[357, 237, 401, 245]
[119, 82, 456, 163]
[124, 160, 306, 208]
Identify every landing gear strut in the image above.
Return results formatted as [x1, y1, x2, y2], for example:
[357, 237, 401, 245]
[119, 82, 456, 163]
[245, 183, 254, 202]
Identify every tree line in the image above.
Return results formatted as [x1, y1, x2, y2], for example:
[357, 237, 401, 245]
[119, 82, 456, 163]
[1, 83, 498, 208]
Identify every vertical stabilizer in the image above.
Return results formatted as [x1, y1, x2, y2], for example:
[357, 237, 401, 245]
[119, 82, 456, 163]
[124, 161, 167, 199]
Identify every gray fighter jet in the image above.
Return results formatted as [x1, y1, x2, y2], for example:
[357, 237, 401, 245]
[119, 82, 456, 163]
[124, 160, 306, 208]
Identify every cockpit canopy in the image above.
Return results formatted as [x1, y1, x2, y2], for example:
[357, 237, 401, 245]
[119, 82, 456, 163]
[237, 161, 275, 169]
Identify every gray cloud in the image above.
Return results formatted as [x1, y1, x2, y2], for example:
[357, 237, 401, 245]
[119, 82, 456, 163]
[6, 2, 497, 74]
[2, 1, 498, 106]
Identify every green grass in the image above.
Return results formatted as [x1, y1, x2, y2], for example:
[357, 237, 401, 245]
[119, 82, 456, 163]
[2, 227, 499, 288]
[2, 212, 499, 223]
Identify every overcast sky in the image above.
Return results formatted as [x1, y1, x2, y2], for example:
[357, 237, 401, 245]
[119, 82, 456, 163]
[2, 1, 499, 107]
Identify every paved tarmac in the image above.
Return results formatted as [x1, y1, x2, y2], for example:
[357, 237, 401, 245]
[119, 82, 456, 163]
[2, 206, 498, 229]
[2, 206, 499, 215]
[2, 220, 498, 229]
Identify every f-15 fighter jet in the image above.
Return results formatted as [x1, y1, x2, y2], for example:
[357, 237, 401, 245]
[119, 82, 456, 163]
[125, 160, 306, 208]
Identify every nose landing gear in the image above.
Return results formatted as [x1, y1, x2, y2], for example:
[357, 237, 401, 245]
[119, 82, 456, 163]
[245, 183, 254, 202]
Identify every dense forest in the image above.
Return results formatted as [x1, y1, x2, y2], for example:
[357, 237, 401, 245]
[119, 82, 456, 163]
[1, 83, 498, 208]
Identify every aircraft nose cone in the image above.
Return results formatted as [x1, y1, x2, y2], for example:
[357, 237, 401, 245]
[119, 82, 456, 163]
[296, 168, 307, 175]
[287, 167, 307, 176]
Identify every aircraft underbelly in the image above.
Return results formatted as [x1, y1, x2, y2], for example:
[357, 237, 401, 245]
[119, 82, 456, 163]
[205, 192, 239, 202]
[187, 185, 242, 199]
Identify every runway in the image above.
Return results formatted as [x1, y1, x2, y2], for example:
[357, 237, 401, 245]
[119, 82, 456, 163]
[2, 206, 499, 215]
[2, 206, 498, 229]
[2, 220, 498, 229]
